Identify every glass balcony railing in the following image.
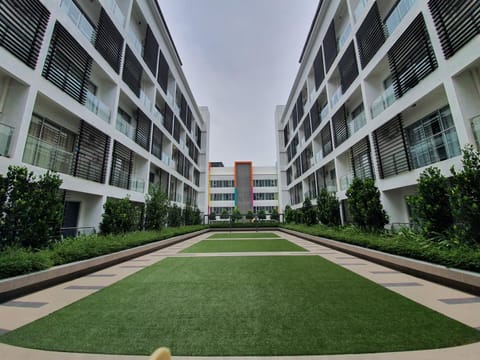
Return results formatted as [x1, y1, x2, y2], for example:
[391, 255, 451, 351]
[104, 0, 125, 28]
[86, 91, 111, 123]
[337, 23, 352, 51]
[371, 85, 396, 118]
[0, 123, 14, 157]
[139, 89, 152, 112]
[162, 152, 170, 166]
[354, 0, 369, 22]
[472, 115, 480, 148]
[320, 104, 329, 121]
[23, 136, 74, 174]
[326, 184, 337, 193]
[340, 174, 354, 191]
[170, 193, 182, 203]
[152, 107, 165, 125]
[330, 87, 343, 108]
[347, 112, 366, 135]
[315, 151, 323, 164]
[127, 29, 144, 57]
[130, 177, 145, 193]
[116, 114, 136, 141]
[385, 0, 416, 37]
[60, 0, 96, 43]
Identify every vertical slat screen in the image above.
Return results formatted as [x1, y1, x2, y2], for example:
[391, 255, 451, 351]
[43, 22, 92, 104]
[74, 120, 111, 183]
[135, 109, 151, 150]
[173, 117, 181, 143]
[296, 94, 304, 122]
[196, 125, 202, 148]
[373, 115, 411, 179]
[356, 3, 385, 69]
[110, 141, 132, 189]
[321, 122, 333, 156]
[186, 107, 193, 131]
[122, 46, 142, 96]
[310, 102, 321, 133]
[151, 124, 163, 160]
[0, 0, 50, 69]
[351, 137, 374, 179]
[313, 46, 325, 90]
[303, 114, 312, 141]
[164, 104, 173, 134]
[323, 20, 337, 73]
[157, 50, 169, 93]
[428, 0, 480, 59]
[332, 105, 348, 147]
[387, 14, 438, 99]
[143, 25, 159, 76]
[338, 42, 359, 93]
[283, 124, 290, 148]
[180, 95, 187, 124]
[292, 105, 299, 130]
[95, 8, 123, 73]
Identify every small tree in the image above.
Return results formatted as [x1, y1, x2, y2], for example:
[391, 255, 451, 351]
[302, 198, 317, 226]
[285, 205, 295, 223]
[317, 188, 341, 226]
[209, 211, 217, 221]
[450, 145, 480, 244]
[270, 208, 280, 221]
[407, 167, 453, 238]
[246, 210, 254, 221]
[220, 209, 230, 219]
[167, 204, 183, 227]
[100, 196, 141, 234]
[144, 185, 169, 230]
[193, 208, 202, 225]
[258, 209, 266, 221]
[231, 207, 242, 223]
[182, 205, 195, 226]
[294, 208, 303, 224]
[346, 177, 388, 231]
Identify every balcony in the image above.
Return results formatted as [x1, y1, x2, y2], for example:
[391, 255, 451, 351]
[320, 104, 330, 121]
[23, 136, 74, 174]
[330, 87, 343, 108]
[326, 183, 337, 193]
[104, 0, 125, 28]
[139, 89, 152, 112]
[152, 107, 165, 126]
[130, 176, 145, 193]
[127, 29, 144, 57]
[315, 151, 323, 164]
[370, 85, 396, 118]
[162, 152, 170, 166]
[86, 91, 111, 123]
[354, 0, 369, 23]
[337, 23, 352, 51]
[347, 111, 366, 135]
[340, 174, 354, 191]
[472, 115, 480, 148]
[170, 193, 182, 203]
[60, 0, 96, 44]
[0, 123, 14, 157]
[116, 113, 136, 141]
[385, 0, 416, 37]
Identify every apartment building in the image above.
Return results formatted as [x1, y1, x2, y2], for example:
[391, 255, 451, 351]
[208, 162, 279, 218]
[275, 0, 480, 224]
[0, 0, 209, 232]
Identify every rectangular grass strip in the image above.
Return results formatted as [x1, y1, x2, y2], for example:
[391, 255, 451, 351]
[181, 239, 306, 253]
[207, 232, 280, 239]
[1, 256, 479, 356]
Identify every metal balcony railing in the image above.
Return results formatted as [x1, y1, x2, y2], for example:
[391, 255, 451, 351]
[371, 85, 396, 118]
[0, 123, 14, 157]
[60, 0, 96, 43]
[86, 90, 111, 123]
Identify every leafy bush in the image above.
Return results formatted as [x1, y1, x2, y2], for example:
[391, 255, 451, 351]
[231, 207, 242, 222]
[258, 209, 266, 220]
[285, 205, 295, 223]
[302, 198, 317, 226]
[317, 188, 341, 226]
[270, 208, 280, 221]
[246, 210, 254, 220]
[220, 209, 230, 219]
[294, 209, 303, 224]
[407, 167, 453, 238]
[451, 145, 480, 244]
[209, 211, 217, 221]
[0, 166, 63, 249]
[0, 247, 52, 278]
[208, 222, 279, 229]
[182, 205, 196, 226]
[168, 204, 183, 227]
[100, 197, 142, 234]
[144, 186, 169, 231]
[346, 178, 388, 231]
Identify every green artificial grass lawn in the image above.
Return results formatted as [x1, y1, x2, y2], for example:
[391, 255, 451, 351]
[207, 232, 280, 239]
[181, 239, 306, 253]
[2, 256, 479, 356]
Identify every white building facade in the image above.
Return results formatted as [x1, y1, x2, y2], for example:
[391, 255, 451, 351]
[208, 162, 279, 218]
[275, 0, 480, 224]
[0, 0, 209, 232]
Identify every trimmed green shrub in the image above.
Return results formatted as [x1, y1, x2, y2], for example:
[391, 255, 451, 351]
[231, 207, 242, 222]
[246, 210, 254, 221]
[144, 186, 169, 231]
[270, 208, 280, 221]
[285, 205, 295, 223]
[407, 167, 453, 239]
[168, 204, 183, 227]
[100, 197, 142, 234]
[258, 209, 266, 220]
[193, 208, 202, 225]
[0, 247, 52, 278]
[294, 209, 303, 224]
[220, 209, 230, 219]
[209, 211, 217, 221]
[346, 178, 388, 231]
[302, 198, 317, 226]
[317, 188, 341, 226]
[182, 205, 196, 226]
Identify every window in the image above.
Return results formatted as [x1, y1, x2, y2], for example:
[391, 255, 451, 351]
[406, 106, 461, 169]
[253, 179, 278, 187]
[210, 193, 234, 201]
[253, 193, 277, 201]
[210, 180, 234, 188]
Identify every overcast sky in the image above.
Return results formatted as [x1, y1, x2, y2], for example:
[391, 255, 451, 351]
[159, 0, 319, 167]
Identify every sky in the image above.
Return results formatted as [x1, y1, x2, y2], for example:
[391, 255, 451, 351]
[159, 0, 319, 167]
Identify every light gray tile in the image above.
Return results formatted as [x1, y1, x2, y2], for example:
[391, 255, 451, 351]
[370, 271, 400, 274]
[439, 297, 480, 305]
[380, 282, 423, 287]
[1, 301, 48, 308]
[64, 285, 106, 290]
[85, 274, 116, 277]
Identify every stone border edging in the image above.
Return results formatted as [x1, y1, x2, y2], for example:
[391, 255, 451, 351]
[279, 228, 480, 296]
[0, 229, 209, 303]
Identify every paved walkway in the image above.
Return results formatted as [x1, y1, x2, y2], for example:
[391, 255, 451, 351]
[0, 231, 479, 359]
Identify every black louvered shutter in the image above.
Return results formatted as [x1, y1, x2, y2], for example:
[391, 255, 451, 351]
[292, 105, 299, 130]
[356, 3, 385, 69]
[157, 50, 169, 93]
[186, 107, 193, 132]
[151, 125, 163, 160]
[74, 120, 111, 183]
[180, 95, 187, 124]
[373, 115, 411, 179]
[323, 21, 337, 73]
[122, 46, 142, 96]
[164, 105, 173, 134]
[110, 141, 132, 189]
[297, 93, 304, 120]
[313, 46, 325, 90]
[310, 101, 322, 133]
[303, 114, 312, 141]
[321, 122, 333, 156]
[95, 8, 123, 73]
[143, 25, 159, 75]
[351, 137, 374, 179]
[196, 125, 202, 148]
[135, 109, 151, 150]
[0, 0, 50, 69]
[43, 22, 92, 104]
[333, 105, 348, 147]
[338, 42, 359, 93]
[173, 117, 181, 143]
[283, 124, 290, 148]
[429, 0, 480, 59]
[388, 14, 438, 99]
